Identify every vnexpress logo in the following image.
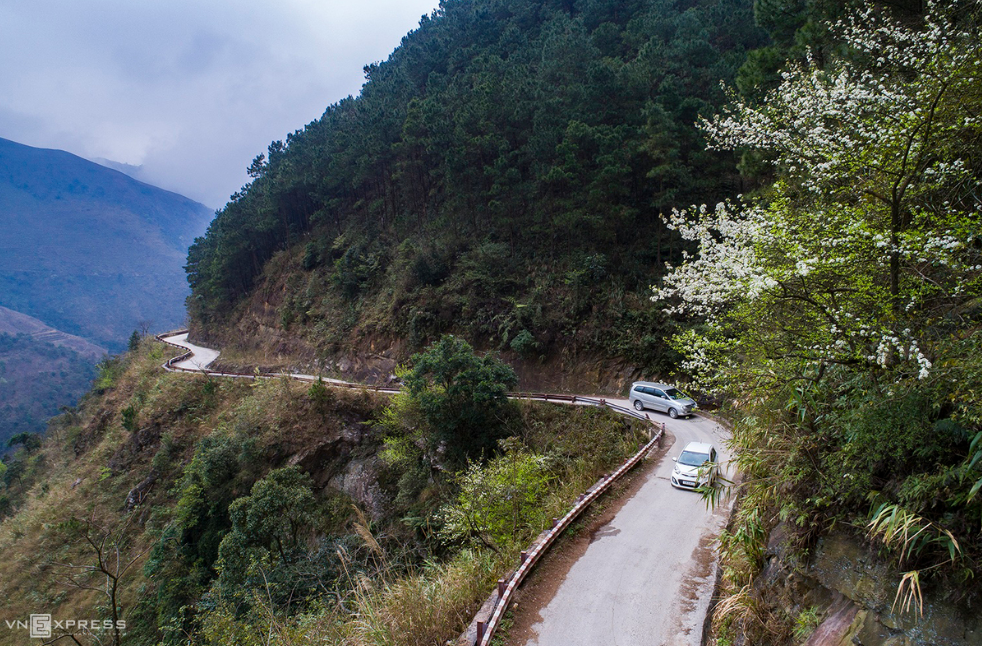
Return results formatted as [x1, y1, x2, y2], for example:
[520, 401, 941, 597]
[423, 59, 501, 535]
[30, 614, 51, 639]
[5, 615, 124, 639]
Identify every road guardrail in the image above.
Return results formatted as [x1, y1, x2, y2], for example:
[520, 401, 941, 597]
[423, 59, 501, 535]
[155, 332, 666, 646]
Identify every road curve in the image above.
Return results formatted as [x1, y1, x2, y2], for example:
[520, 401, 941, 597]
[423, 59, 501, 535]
[157, 332, 732, 645]
[512, 406, 731, 646]
[165, 332, 220, 371]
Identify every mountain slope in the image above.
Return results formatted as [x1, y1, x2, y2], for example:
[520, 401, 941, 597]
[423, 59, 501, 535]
[0, 306, 105, 445]
[0, 332, 99, 446]
[0, 305, 106, 359]
[185, 0, 767, 386]
[0, 137, 213, 350]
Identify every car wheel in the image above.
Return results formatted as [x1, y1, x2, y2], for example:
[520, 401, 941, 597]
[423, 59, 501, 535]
[669, 407, 679, 419]
[633, 400, 644, 411]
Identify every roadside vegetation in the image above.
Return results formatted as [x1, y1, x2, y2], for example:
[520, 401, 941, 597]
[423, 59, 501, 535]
[11, 1, 979, 644]
[655, 3, 982, 642]
[0, 337, 647, 646]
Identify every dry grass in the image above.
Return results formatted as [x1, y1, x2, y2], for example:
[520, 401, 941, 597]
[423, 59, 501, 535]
[0, 339, 385, 645]
[0, 338, 650, 646]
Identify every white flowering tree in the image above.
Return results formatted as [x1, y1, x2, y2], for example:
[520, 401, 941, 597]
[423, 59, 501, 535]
[656, 4, 982, 622]
[654, 2, 982, 395]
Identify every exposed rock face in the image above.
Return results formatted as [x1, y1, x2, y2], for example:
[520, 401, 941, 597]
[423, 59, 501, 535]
[193, 301, 647, 396]
[802, 598, 860, 646]
[748, 525, 982, 645]
[808, 533, 981, 645]
[283, 415, 390, 521]
[124, 470, 157, 511]
[328, 455, 388, 521]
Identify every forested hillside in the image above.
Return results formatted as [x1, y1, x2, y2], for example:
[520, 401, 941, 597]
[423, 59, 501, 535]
[186, 0, 767, 379]
[0, 307, 105, 444]
[0, 333, 98, 447]
[0, 337, 648, 645]
[3, 0, 980, 644]
[183, 0, 982, 640]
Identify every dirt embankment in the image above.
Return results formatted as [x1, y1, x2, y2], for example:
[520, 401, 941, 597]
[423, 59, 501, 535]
[192, 304, 644, 397]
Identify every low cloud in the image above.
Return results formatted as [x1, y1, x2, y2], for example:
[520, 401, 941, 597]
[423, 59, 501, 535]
[0, 0, 439, 208]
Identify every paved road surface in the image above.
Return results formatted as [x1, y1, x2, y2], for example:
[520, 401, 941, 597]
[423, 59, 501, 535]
[514, 403, 731, 646]
[159, 333, 733, 645]
[166, 332, 220, 371]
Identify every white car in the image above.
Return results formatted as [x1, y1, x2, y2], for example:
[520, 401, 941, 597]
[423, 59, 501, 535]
[671, 441, 719, 490]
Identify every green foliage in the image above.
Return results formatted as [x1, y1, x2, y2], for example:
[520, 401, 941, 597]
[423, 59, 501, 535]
[440, 443, 551, 552]
[301, 241, 320, 270]
[121, 405, 138, 433]
[185, 0, 768, 367]
[332, 242, 382, 300]
[211, 467, 336, 614]
[307, 377, 336, 417]
[661, 1, 982, 601]
[867, 503, 962, 570]
[792, 606, 822, 642]
[970, 431, 982, 504]
[144, 431, 262, 645]
[735, 0, 898, 98]
[7, 431, 41, 452]
[95, 355, 126, 392]
[217, 467, 319, 577]
[509, 329, 539, 358]
[401, 335, 518, 464]
[0, 330, 653, 646]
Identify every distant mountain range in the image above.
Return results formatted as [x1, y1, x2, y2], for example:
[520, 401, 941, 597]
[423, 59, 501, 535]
[0, 136, 213, 351]
[0, 305, 105, 358]
[0, 307, 103, 446]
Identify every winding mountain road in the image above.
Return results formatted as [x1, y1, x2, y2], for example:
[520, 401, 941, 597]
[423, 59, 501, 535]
[165, 332, 219, 371]
[158, 331, 733, 645]
[512, 410, 730, 646]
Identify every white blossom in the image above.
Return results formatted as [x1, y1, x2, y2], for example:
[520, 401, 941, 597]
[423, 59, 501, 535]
[652, 0, 981, 391]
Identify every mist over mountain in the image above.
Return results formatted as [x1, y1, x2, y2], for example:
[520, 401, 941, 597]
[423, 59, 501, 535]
[0, 137, 213, 350]
[90, 157, 147, 184]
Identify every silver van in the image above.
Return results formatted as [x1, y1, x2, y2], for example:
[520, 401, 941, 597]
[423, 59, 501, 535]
[629, 381, 696, 419]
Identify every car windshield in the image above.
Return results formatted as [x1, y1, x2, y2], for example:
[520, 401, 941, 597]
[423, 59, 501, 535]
[678, 450, 710, 467]
[665, 388, 688, 400]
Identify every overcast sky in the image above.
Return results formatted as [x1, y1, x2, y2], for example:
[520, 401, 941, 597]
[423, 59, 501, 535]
[0, 0, 441, 209]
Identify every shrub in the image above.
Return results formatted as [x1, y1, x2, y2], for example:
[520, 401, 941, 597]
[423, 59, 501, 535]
[440, 445, 551, 552]
[510, 329, 540, 358]
[400, 335, 518, 465]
